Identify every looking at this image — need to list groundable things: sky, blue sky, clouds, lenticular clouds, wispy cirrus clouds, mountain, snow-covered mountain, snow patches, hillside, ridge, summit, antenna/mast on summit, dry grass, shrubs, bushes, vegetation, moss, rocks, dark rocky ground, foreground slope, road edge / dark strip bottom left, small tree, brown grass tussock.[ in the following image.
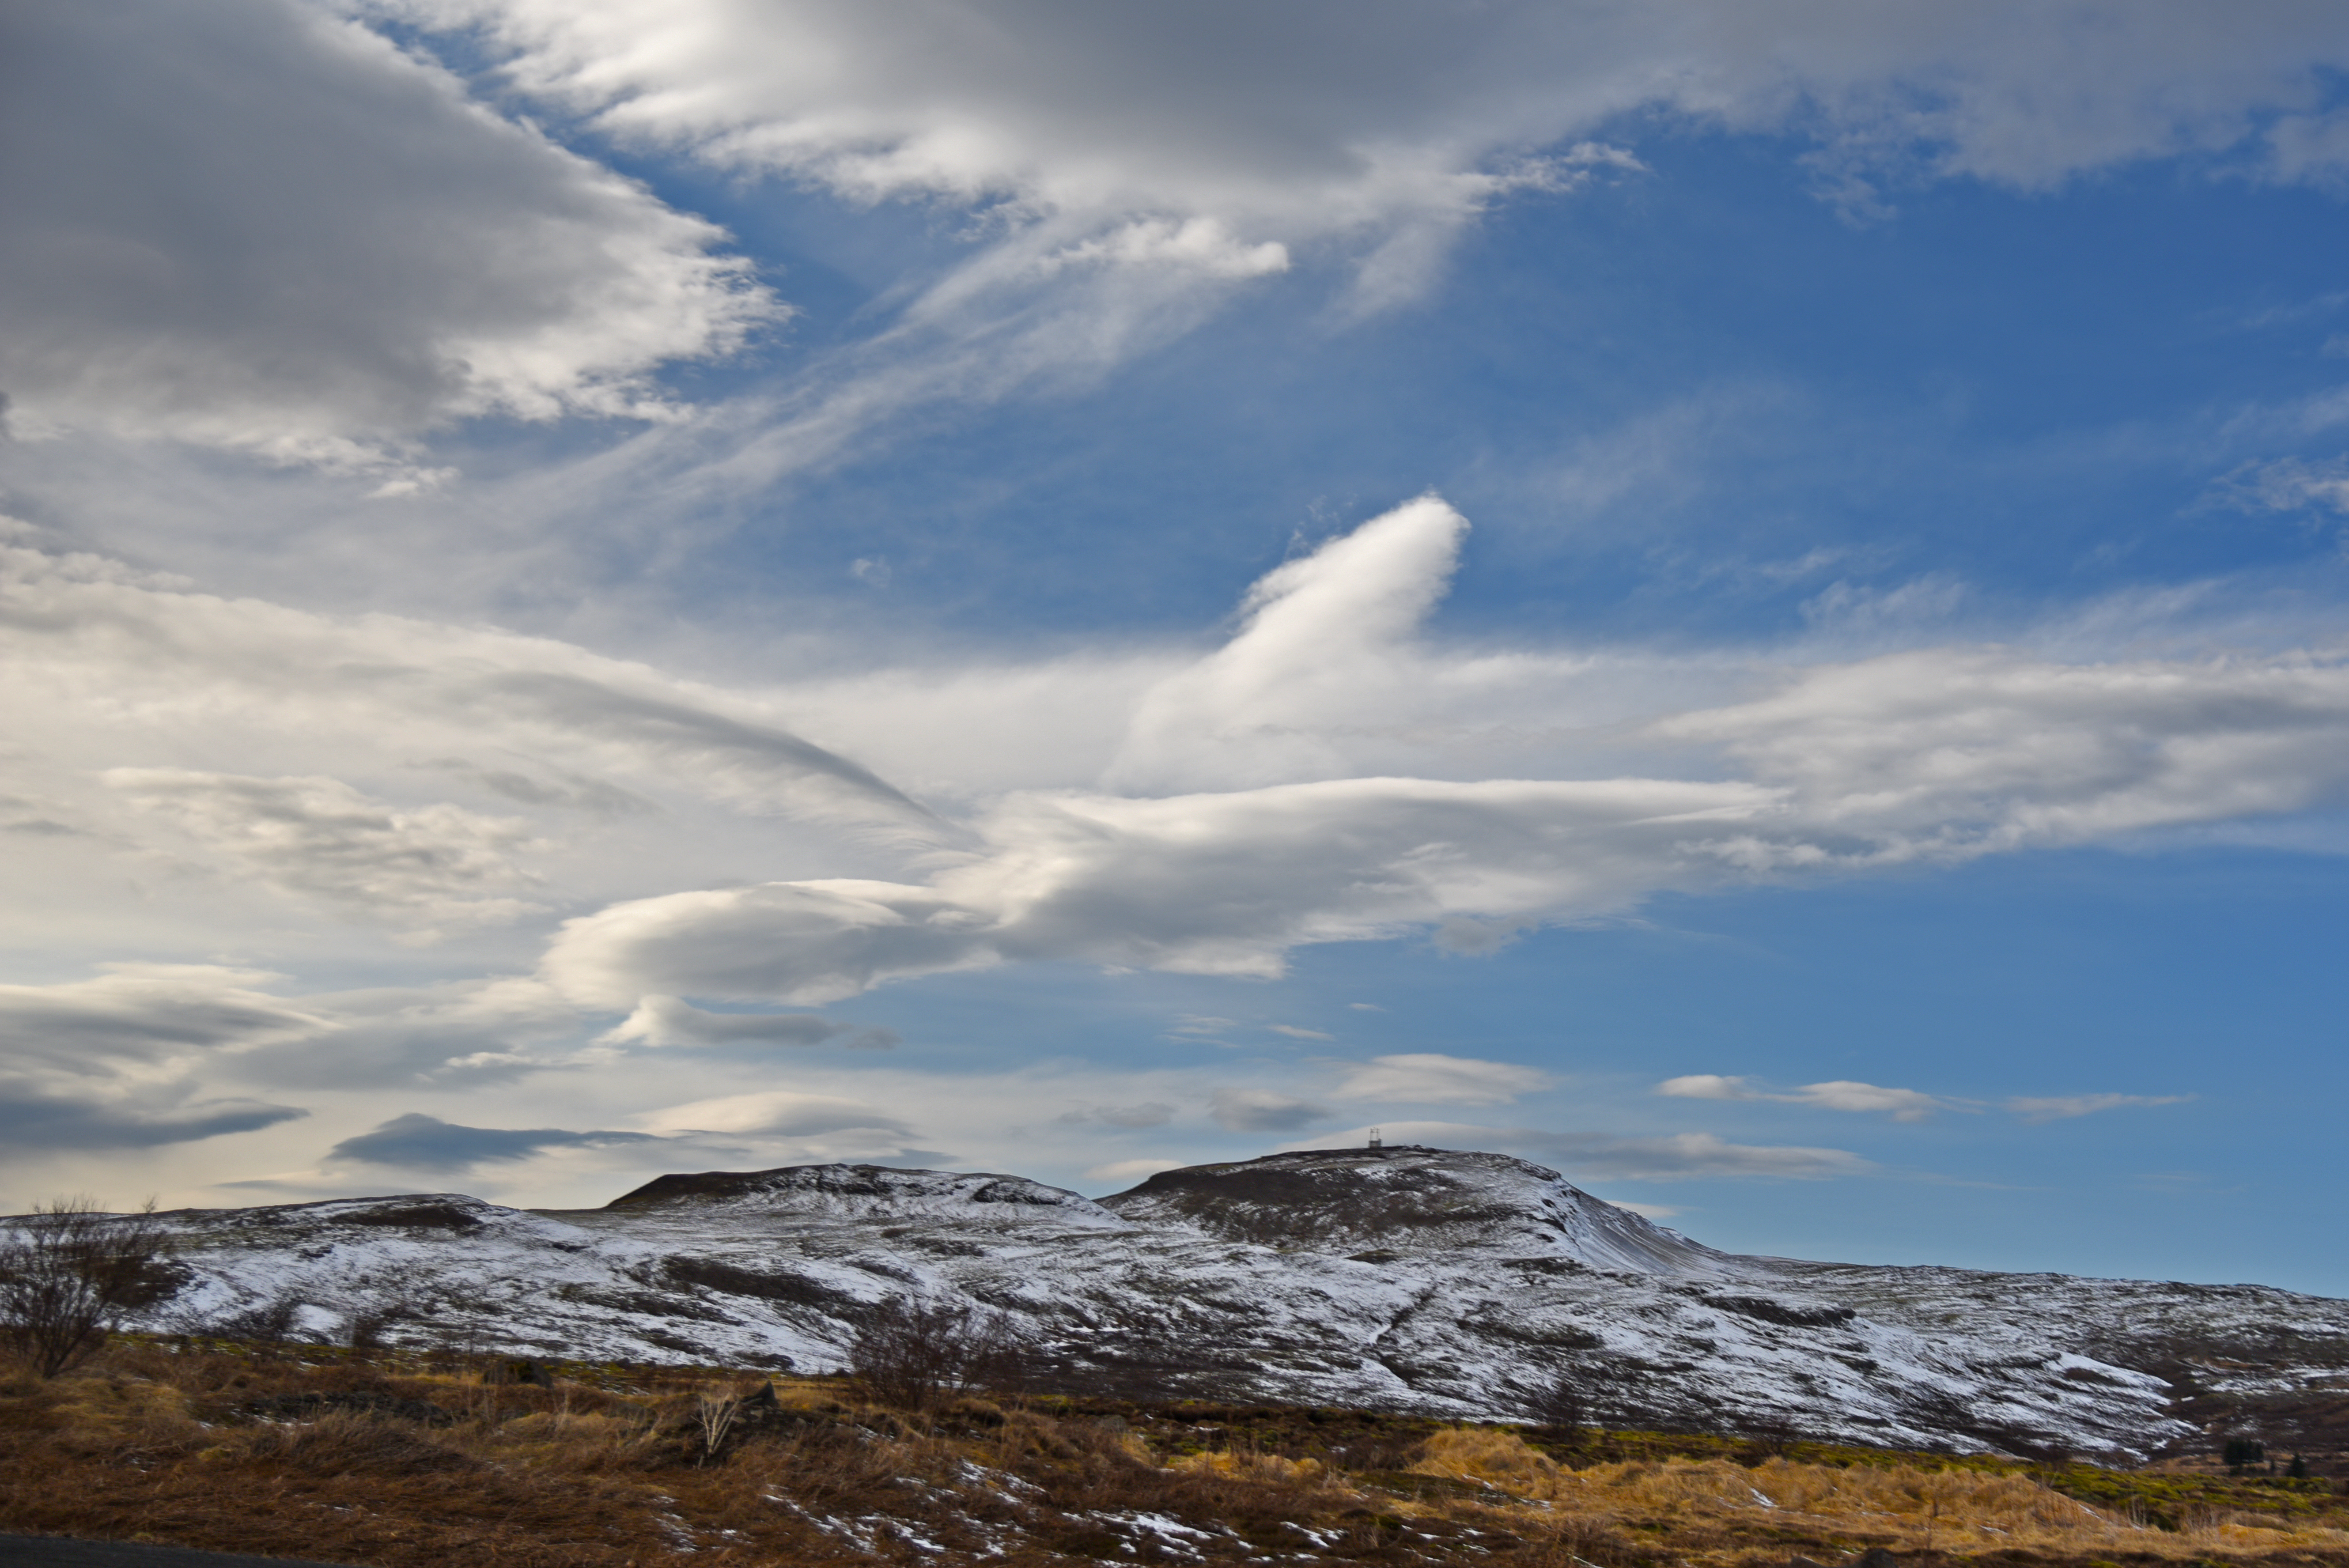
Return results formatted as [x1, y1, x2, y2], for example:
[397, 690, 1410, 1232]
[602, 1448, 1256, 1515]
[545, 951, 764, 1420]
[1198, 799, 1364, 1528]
[4, 0, 2349, 1292]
